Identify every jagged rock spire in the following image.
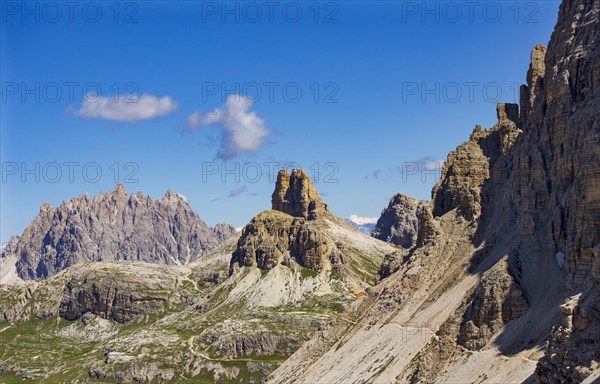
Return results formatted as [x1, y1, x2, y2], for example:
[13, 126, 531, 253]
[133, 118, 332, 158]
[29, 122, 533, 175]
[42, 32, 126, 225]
[271, 169, 330, 220]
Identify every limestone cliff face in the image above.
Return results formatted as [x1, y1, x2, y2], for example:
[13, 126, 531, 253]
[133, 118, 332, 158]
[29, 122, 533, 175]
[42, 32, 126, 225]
[230, 219, 336, 274]
[9, 185, 235, 279]
[425, 0, 600, 375]
[432, 102, 521, 222]
[511, 0, 600, 380]
[457, 260, 528, 351]
[268, 1, 599, 383]
[371, 194, 426, 248]
[237, 169, 335, 273]
[510, 0, 600, 290]
[271, 169, 331, 220]
[233, 169, 336, 273]
[59, 275, 168, 323]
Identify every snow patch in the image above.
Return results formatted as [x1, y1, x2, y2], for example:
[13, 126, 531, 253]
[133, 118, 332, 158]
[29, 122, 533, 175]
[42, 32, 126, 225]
[555, 252, 566, 269]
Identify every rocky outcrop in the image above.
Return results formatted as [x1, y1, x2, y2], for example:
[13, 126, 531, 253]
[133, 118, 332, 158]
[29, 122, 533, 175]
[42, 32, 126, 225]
[200, 328, 305, 359]
[431, 102, 521, 222]
[1, 261, 184, 324]
[9, 185, 235, 279]
[457, 261, 528, 350]
[89, 360, 176, 383]
[231, 209, 337, 273]
[537, 294, 600, 383]
[230, 210, 302, 272]
[371, 194, 426, 248]
[233, 170, 338, 273]
[1, 235, 19, 258]
[59, 276, 167, 323]
[520, 44, 547, 126]
[431, 126, 491, 221]
[231, 169, 392, 290]
[272, 169, 331, 220]
[415, 204, 442, 248]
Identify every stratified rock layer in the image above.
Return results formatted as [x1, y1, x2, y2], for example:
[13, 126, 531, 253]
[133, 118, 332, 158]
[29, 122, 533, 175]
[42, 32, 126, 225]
[432, 102, 521, 222]
[233, 169, 336, 273]
[457, 261, 528, 351]
[271, 169, 331, 220]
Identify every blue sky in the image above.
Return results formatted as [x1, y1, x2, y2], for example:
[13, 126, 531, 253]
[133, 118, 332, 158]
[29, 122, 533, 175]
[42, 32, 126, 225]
[1, 1, 561, 241]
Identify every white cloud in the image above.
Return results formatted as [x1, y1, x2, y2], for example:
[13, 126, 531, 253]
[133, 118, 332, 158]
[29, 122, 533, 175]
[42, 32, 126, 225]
[71, 93, 178, 122]
[411, 156, 445, 171]
[187, 95, 271, 159]
[186, 111, 202, 127]
[347, 215, 378, 225]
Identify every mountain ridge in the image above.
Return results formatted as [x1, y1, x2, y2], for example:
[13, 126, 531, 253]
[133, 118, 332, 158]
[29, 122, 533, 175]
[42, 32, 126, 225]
[2, 184, 236, 280]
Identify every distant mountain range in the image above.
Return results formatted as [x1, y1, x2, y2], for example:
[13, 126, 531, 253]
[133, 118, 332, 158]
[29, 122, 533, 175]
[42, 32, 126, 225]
[344, 217, 376, 235]
[1, 184, 236, 281]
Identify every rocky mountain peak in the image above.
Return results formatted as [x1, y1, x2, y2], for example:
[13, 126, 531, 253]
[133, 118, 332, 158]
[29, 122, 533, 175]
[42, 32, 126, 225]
[114, 183, 126, 197]
[371, 193, 427, 248]
[520, 44, 547, 124]
[160, 190, 185, 207]
[528, 44, 547, 84]
[271, 169, 330, 220]
[232, 169, 393, 284]
[8, 186, 236, 279]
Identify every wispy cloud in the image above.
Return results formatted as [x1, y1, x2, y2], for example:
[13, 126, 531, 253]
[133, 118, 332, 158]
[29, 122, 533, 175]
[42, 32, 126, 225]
[187, 95, 271, 159]
[70, 93, 178, 122]
[365, 157, 445, 180]
[227, 185, 247, 198]
[364, 169, 381, 180]
[347, 215, 378, 225]
[394, 156, 445, 175]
